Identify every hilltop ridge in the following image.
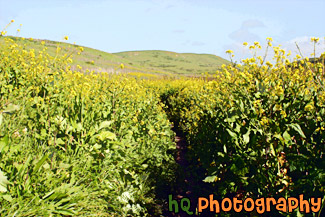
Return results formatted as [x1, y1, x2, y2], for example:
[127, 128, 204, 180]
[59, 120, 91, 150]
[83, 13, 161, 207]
[0, 36, 230, 75]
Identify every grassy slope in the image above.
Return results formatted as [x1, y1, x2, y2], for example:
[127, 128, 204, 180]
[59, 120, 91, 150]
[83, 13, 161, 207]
[114, 50, 230, 74]
[1, 36, 230, 75]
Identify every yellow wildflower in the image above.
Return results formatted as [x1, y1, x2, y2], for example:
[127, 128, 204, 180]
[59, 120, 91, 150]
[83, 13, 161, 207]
[266, 61, 273, 67]
[311, 37, 319, 43]
[280, 110, 287, 118]
[304, 104, 314, 112]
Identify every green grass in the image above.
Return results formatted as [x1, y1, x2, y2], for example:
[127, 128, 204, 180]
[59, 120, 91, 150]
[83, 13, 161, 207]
[114, 50, 230, 74]
[0, 36, 229, 75]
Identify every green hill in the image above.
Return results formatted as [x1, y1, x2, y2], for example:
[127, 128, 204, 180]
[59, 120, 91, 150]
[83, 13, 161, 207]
[0, 36, 230, 75]
[114, 50, 230, 75]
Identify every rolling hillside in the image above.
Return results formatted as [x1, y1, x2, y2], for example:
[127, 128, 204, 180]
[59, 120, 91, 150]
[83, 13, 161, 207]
[114, 50, 230, 74]
[0, 36, 230, 75]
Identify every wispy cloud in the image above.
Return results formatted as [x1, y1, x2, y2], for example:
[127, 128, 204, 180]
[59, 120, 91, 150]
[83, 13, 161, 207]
[165, 4, 174, 10]
[192, 41, 205, 46]
[172, 29, 185, 34]
[224, 19, 268, 60]
[228, 19, 265, 43]
[241, 19, 265, 28]
[229, 29, 260, 43]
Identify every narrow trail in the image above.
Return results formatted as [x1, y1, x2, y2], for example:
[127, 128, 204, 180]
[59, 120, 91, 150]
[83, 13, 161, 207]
[155, 98, 215, 216]
[159, 130, 215, 217]
[161, 134, 197, 217]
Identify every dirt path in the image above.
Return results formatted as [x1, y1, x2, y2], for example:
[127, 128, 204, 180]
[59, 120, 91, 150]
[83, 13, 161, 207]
[159, 130, 215, 217]
[161, 135, 196, 217]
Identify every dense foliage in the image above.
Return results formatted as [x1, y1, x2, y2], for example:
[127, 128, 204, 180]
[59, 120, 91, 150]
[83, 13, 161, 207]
[0, 36, 176, 216]
[0, 29, 324, 216]
[156, 40, 325, 216]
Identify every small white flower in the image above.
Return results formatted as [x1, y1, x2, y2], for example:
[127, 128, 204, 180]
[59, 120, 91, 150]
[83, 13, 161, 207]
[13, 131, 20, 137]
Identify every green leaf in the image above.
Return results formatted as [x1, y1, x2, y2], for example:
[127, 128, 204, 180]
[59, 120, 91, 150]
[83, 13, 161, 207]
[53, 209, 77, 216]
[282, 131, 291, 142]
[203, 175, 218, 183]
[224, 115, 239, 123]
[40, 129, 47, 138]
[56, 138, 65, 145]
[93, 143, 102, 150]
[42, 190, 55, 199]
[234, 123, 241, 133]
[2, 194, 12, 202]
[226, 129, 237, 139]
[43, 163, 51, 170]
[99, 120, 113, 130]
[0, 169, 8, 192]
[59, 163, 71, 169]
[97, 131, 116, 141]
[0, 135, 9, 152]
[142, 164, 148, 169]
[33, 154, 48, 174]
[255, 92, 261, 98]
[0, 113, 3, 126]
[76, 123, 83, 131]
[217, 152, 225, 157]
[223, 144, 227, 153]
[230, 163, 237, 172]
[273, 133, 282, 140]
[17, 156, 32, 179]
[243, 130, 250, 145]
[288, 123, 306, 138]
[296, 209, 303, 217]
[270, 143, 276, 156]
[239, 100, 244, 111]
[2, 104, 20, 113]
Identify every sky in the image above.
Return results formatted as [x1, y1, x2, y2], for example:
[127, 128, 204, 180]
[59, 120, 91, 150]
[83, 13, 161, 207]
[1, 0, 325, 61]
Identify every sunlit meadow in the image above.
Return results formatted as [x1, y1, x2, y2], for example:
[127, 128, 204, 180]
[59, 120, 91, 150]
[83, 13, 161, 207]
[0, 20, 324, 216]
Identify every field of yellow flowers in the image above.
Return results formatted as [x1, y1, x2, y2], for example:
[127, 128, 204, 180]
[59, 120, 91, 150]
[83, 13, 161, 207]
[154, 38, 325, 216]
[1, 22, 324, 216]
[0, 35, 178, 216]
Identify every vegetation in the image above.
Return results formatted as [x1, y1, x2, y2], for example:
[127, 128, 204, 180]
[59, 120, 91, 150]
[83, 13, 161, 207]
[154, 39, 325, 216]
[0, 21, 324, 216]
[0, 35, 176, 216]
[0, 36, 229, 76]
[115, 50, 229, 75]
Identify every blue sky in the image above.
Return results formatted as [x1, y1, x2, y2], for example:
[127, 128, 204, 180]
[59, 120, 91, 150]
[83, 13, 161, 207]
[1, 0, 325, 61]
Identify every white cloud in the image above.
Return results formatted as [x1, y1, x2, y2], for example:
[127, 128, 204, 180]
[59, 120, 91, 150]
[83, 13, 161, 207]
[172, 29, 185, 34]
[281, 36, 325, 58]
[228, 19, 265, 43]
[241, 19, 265, 28]
[229, 29, 261, 43]
[192, 41, 205, 46]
